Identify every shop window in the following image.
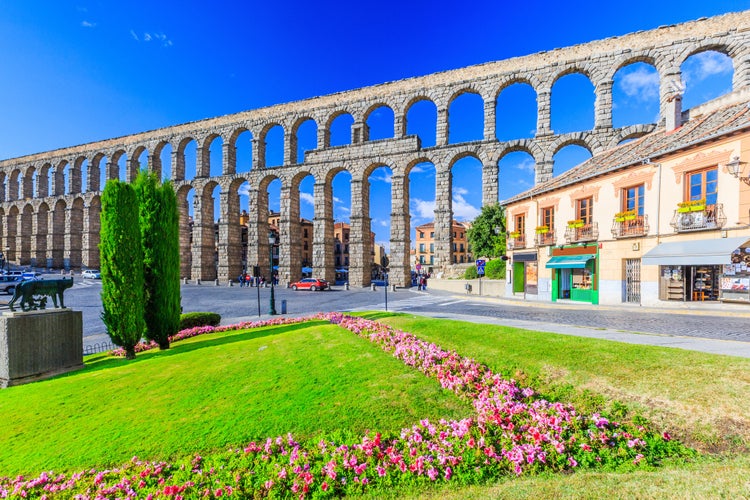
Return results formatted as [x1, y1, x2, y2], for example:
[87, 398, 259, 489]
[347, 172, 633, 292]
[685, 167, 717, 205]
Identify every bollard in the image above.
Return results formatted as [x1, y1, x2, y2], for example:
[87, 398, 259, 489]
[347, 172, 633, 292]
[228, 280, 233, 287]
[344, 283, 349, 290]
[196, 279, 201, 285]
[183, 278, 188, 285]
[215, 279, 219, 286]
[281, 299, 287, 314]
[391, 284, 396, 292]
[371, 283, 376, 291]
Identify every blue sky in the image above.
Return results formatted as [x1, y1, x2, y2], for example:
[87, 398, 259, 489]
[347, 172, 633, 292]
[0, 1, 747, 251]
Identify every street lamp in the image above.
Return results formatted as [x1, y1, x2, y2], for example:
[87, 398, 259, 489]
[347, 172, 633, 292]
[268, 230, 277, 315]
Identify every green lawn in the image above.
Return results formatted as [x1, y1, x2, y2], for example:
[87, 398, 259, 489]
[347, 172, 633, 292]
[359, 312, 750, 453]
[0, 319, 470, 475]
[3, 312, 750, 498]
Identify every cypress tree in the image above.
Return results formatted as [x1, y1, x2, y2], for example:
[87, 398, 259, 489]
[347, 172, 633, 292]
[135, 171, 181, 349]
[100, 180, 145, 360]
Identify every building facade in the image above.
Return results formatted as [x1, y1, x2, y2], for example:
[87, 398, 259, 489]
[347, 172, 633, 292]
[502, 91, 750, 306]
[414, 220, 472, 267]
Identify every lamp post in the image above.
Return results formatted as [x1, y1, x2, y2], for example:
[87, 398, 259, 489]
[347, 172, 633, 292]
[268, 231, 277, 315]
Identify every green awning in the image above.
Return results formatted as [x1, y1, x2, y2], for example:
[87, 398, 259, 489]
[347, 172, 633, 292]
[545, 255, 594, 269]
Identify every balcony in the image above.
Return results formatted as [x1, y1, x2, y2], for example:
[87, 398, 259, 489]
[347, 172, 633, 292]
[535, 230, 556, 246]
[507, 234, 526, 250]
[564, 222, 599, 244]
[611, 215, 649, 238]
[669, 204, 726, 232]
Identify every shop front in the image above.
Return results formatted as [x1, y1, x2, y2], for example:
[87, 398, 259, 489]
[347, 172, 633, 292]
[642, 236, 750, 303]
[547, 246, 599, 304]
[511, 252, 538, 296]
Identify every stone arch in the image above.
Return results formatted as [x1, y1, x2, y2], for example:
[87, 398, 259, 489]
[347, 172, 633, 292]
[50, 199, 66, 268]
[38, 162, 52, 198]
[22, 165, 36, 199]
[110, 150, 127, 183]
[403, 96, 438, 147]
[86, 196, 101, 269]
[69, 197, 85, 269]
[325, 110, 355, 148]
[89, 153, 106, 192]
[72, 155, 86, 194]
[175, 183, 195, 278]
[19, 204, 33, 265]
[130, 145, 149, 182]
[446, 87, 485, 144]
[290, 115, 318, 165]
[606, 53, 658, 81]
[607, 124, 657, 147]
[8, 169, 21, 201]
[152, 140, 171, 181]
[175, 136, 197, 181]
[35, 202, 50, 267]
[548, 135, 598, 160]
[6, 205, 19, 265]
[363, 102, 396, 141]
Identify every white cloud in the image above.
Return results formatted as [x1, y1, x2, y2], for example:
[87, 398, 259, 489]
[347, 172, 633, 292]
[619, 67, 659, 100]
[687, 51, 733, 82]
[452, 192, 481, 221]
[337, 206, 351, 214]
[131, 30, 173, 47]
[81, 20, 96, 28]
[370, 171, 392, 184]
[300, 192, 314, 205]
[411, 198, 435, 220]
[238, 184, 250, 197]
[333, 196, 343, 204]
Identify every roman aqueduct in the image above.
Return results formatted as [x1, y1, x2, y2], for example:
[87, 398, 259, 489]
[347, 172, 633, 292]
[1, 11, 749, 287]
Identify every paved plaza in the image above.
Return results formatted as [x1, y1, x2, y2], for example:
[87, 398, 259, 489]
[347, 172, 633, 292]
[32, 276, 750, 359]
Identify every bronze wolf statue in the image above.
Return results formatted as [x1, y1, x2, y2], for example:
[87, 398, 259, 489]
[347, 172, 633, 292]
[8, 278, 74, 312]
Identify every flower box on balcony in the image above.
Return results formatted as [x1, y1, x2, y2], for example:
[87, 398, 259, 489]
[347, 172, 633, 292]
[678, 199, 705, 213]
[535, 226, 549, 234]
[509, 231, 521, 238]
[567, 220, 584, 229]
[615, 210, 637, 222]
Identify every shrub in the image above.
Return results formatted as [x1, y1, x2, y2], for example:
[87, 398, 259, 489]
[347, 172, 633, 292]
[464, 266, 478, 279]
[179, 312, 221, 330]
[485, 258, 506, 279]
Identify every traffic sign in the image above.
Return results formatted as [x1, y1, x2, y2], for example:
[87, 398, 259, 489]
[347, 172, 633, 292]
[416, 263, 422, 271]
[475, 259, 486, 275]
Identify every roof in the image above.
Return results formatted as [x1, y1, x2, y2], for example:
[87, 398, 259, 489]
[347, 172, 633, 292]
[502, 95, 750, 205]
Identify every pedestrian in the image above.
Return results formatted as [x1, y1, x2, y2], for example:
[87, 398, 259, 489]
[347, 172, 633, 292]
[421, 276, 427, 290]
[238, 273, 245, 287]
[417, 275, 422, 291]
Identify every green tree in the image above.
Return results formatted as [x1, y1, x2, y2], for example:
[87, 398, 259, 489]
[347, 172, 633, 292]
[135, 172, 181, 350]
[467, 203, 506, 258]
[485, 257, 506, 279]
[100, 180, 145, 360]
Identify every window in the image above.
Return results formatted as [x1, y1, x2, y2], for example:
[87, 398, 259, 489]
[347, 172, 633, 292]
[429, 255, 434, 264]
[430, 231, 434, 238]
[576, 197, 593, 224]
[303, 228, 308, 238]
[460, 243, 464, 252]
[419, 243, 425, 253]
[453, 243, 457, 251]
[541, 206, 554, 230]
[429, 243, 434, 253]
[453, 232, 457, 238]
[623, 185, 645, 215]
[686, 167, 717, 205]
[419, 231, 424, 238]
[514, 214, 525, 234]
[304, 242, 308, 250]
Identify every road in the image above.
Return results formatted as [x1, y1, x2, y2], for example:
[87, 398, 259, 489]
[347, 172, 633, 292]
[6, 276, 744, 356]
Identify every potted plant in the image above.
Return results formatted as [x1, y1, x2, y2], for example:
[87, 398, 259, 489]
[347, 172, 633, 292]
[509, 231, 521, 239]
[689, 199, 705, 212]
[677, 201, 692, 213]
[535, 225, 549, 234]
[567, 219, 584, 229]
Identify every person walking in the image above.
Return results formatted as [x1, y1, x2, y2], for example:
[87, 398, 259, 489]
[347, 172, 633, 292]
[238, 273, 245, 287]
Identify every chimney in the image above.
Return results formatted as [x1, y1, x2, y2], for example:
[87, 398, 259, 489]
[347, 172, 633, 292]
[665, 94, 682, 132]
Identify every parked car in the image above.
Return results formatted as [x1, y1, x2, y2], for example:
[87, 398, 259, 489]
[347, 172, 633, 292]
[21, 271, 41, 280]
[82, 269, 101, 279]
[0, 275, 23, 295]
[290, 278, 329, 291]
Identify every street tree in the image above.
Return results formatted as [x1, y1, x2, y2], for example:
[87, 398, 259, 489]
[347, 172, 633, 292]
[467, 203, 506, 258]
[100, 180, 145, 360]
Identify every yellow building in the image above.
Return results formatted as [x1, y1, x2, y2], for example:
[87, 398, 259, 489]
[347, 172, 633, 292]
[502, 93, 750, 306]
[414, 220, 472, 268]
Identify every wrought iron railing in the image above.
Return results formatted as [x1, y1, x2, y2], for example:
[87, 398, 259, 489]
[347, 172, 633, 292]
[535, 230, 556, 246]
[669, 204, 726, 232]
[507, 235, 526, 250]
[611, 214, 649, 238]
[564, 222, 599, 244]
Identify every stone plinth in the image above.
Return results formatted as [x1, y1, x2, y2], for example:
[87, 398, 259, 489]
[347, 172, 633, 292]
[0, 309, 83, 388]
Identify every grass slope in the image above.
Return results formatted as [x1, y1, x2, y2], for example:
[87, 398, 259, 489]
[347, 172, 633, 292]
[361, 313, 750, 453]
[0, 320, 470, 475]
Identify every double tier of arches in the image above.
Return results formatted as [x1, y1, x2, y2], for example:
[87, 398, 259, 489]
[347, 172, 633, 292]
[0, 17, 747, 282]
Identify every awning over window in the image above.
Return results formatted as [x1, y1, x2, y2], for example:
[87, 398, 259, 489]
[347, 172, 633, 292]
[545, 255, 594, 269]
[642, 236, 749, 266]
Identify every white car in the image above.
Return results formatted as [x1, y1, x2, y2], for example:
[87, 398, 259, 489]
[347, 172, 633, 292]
[82, 269, 101, 279]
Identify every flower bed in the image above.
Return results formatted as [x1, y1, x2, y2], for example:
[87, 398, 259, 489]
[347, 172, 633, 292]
[1, 314, 691, 499]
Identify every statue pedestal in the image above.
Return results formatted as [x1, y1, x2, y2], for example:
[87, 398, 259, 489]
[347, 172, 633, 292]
[0, 309, 83, 388]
